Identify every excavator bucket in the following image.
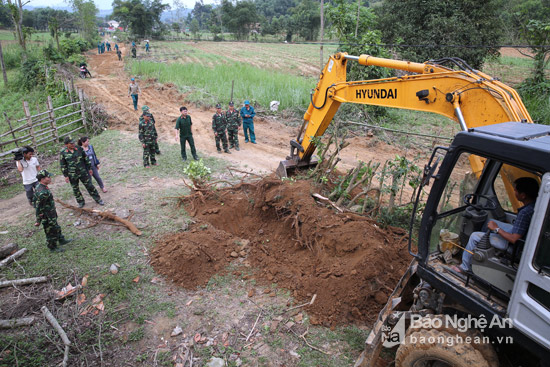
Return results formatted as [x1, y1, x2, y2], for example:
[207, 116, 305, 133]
[276, 157, 318, 178]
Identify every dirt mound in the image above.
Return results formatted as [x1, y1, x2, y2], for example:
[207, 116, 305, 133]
[151, 177, 411, 326]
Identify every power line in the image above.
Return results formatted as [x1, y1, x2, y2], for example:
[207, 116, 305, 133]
[344, 121, 454, 141]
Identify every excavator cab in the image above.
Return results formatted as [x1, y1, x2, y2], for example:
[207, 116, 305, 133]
[358, 122, 550, 367]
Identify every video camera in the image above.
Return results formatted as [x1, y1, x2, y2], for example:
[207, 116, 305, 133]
[12, 146, 31, 161]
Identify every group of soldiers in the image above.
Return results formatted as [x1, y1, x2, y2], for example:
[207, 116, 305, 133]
[34, 137, 106, 252]
[97, 41, 113, 54]
[212, 101, 242, 153]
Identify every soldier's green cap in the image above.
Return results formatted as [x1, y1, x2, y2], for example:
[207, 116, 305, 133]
[142, 105, 149, 111]
[229, 101, 234, 106]
[36, 169, 52, 181]
[64, 136, 74, 144]
[216, 104, 221, 109]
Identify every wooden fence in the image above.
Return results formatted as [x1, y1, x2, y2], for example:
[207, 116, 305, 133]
[0, 89, 88, 163]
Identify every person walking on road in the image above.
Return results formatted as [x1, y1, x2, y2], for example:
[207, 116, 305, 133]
[131, 46, 137, 58]
[60, 137, 104, 208]
[78, 136, 107, 193]
[225, 101, 241, 151]
[117, 49, 122, 61]
[139, 113, 158, 168]
[145, 41, 150, 53]
[212, 104, 230, 154]
[34, 170, 72, 253]
[174, 106, 198, 161]
[140, 106, 161, 155]
[128, 78, 141, 111]
[240, 100, 256, 144]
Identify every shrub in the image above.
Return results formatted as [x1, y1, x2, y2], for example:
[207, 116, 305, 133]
[17, 57, 47, 91]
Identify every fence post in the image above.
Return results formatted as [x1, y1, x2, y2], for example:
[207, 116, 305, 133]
[47, 96, 58, 142]
[79, 89, 88, 130]
[23, 101, 36, 147]
[4, 112, 18, 147]
[70, 77, 75, 100]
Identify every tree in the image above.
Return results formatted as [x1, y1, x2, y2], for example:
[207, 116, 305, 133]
[221, 0, 257, 40]
[49, 17, 60, 51]
[289, 0, 320, 41]
[68, 0, 98, 42]
[112, 0, 169, 38]
[6, 0, 26, 51]
[189, 17, 200, 38]
[509, 0, 550, 85]
[376, 0, 501, 69]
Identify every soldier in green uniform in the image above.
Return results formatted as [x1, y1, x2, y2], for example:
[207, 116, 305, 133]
[139, 113, 158, 167]
[174, 106, 198, 161]
[60, 137, 104, 208]
[34, 170, 72, 252]
[212, 104, 230, 154]
[225, 101, 241, 151]
[140, 106, 161, 155]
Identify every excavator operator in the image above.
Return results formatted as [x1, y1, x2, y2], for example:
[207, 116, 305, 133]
[452, 177, 539, 274]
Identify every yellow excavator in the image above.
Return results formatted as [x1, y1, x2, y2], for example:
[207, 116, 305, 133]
[279, 53, 550, 366]
[277, 52, 533, 209]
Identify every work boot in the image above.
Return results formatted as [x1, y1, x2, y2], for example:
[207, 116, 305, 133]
[217, 149, 222, 154]
[182, 156, 187, 161]
[49, 246, 65, 253]
[78, 202, 85, 208]
[97, 200, 105, 206]
[59, 238, 73, 246]
[193, 156, 199, 161]
[251, 141, 257, 144]
[235, 147, 240, 151]
[224, 149, 231, 154]
[229, 145, 234, 149]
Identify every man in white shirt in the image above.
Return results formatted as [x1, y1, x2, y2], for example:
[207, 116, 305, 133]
[15, 146, 41, 206]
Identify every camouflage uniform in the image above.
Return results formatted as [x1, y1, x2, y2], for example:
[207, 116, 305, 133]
[212, 111, 229, 153]
[34, 183, 65, 250]
[140, 112, 161, 154]
[225, 109, 241, 150]
[139, 115, 158, 166]
[60, 146, 102, 206]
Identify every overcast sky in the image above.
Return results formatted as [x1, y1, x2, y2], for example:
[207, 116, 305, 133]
[28, 0, 215, 10]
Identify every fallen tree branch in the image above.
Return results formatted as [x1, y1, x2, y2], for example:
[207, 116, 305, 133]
[55, 200, 142, 236]
[245, 311, 262, 342]
[0, 317, 35, 329]
[41, 306, 71, 367]
[288, 327, 330, 355]
[311, 193, 344, 213]
[0, 248, 27, 269]
[0, 276, 48, 288]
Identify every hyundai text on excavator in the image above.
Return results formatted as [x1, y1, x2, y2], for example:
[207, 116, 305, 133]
[279, 53, 550, 366]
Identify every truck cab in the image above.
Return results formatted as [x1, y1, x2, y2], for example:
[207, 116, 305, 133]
[411, 121, 550, 365]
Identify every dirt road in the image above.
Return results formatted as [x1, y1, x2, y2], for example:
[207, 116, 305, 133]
[76, 45, 409, 174]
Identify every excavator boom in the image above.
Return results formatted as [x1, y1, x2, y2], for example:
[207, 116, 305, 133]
[278, 52, 533, 209]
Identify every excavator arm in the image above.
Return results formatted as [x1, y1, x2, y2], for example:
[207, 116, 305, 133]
[278, 52, 532, 209]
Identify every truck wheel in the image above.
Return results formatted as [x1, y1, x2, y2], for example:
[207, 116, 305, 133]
[396, 329, 489, 367]
[406, 315, 498, 367]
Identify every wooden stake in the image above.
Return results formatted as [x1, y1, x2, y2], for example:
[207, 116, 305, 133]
[3, 112, 17, 147]
[230, 80, 234, 103]
[47, 96, 58, 141]
[79, 89, 87, 130]
[23, 101, 36, 147]
[0, 40, 7, 85]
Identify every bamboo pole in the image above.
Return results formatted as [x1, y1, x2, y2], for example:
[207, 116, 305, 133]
[79, 89, 87, 130]
[47, 96, 58, 142]
[41, 306, 70, 367]
[0, 317, 35, 329]
[23, 101, 36, 147]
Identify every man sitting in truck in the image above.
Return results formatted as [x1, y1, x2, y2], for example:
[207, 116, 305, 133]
[452, 177, 539, 274]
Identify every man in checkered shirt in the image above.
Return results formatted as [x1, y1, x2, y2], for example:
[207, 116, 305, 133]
[454, 177, 539, 273]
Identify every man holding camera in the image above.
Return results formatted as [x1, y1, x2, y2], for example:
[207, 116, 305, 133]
[60, 137, 104, 208]
[34, 170, 71, 252]
[15, 146, 41, 207]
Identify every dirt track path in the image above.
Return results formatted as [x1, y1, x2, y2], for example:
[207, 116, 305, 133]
[76, 43, 408, 174]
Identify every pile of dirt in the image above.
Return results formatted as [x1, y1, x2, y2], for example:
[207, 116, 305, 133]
[151, 177, 411, 326]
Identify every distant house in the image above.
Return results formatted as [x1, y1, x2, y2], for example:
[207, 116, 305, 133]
[107, 20, 120, 29]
